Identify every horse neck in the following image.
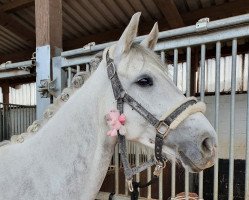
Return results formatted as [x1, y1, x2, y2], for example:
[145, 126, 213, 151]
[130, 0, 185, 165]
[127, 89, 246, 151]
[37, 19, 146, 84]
[27, 60, 116, 198]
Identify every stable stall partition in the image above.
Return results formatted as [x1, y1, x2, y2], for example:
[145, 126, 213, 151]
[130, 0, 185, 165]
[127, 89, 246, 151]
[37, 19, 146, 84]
[53, 14, 249, 200]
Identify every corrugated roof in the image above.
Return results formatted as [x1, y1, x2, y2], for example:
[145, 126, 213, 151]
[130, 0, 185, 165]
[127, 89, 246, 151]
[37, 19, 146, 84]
[0, 0, 247, 58]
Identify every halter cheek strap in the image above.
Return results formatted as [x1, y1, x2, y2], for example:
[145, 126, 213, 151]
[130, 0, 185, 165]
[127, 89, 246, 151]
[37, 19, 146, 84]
[106, 50, 205, 192]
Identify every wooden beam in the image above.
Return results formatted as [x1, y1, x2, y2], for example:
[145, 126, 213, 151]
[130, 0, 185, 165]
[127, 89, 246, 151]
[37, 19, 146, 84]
[0, 12, 35, 46]
[154, 0, 184, 28]
[182, 0, 249, 25]
[0, 0, 34, 12]
[64, 19, 169, 50]
[0, 76, 35, 86]
[35, 0, 62, 53]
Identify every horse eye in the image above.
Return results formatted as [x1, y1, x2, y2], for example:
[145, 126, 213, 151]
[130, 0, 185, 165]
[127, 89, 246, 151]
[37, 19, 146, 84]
[136, 76, 153, 87]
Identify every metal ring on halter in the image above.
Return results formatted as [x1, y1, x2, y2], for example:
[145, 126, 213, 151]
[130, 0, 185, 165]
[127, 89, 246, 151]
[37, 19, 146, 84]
[156, 121, 170, 138]
[126, 179, 134, 192]
[153, 160, 167, 177]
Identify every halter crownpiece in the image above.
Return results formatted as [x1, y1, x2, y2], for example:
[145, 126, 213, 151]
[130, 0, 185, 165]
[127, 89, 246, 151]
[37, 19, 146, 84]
[105, 49, 206, 192]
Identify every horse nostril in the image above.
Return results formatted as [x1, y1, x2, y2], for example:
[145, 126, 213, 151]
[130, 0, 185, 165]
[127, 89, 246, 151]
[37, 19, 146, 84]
[201, 137, 214, 156]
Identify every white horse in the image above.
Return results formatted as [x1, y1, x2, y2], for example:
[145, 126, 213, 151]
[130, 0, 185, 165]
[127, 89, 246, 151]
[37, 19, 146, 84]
[0, 13, 217, 200]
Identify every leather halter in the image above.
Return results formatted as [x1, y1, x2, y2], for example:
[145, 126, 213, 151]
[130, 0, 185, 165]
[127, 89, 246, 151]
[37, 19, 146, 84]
[106, 50, 199, 191]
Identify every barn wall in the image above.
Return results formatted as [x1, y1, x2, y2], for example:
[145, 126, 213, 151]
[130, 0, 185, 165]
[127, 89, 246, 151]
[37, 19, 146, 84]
[205, 93, 247, 159]
[9, 83, 36, 105]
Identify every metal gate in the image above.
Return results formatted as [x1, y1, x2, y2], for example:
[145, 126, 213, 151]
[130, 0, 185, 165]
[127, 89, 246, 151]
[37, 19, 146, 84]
[0, 103, 36, 141]
[52, 14, 249, 200]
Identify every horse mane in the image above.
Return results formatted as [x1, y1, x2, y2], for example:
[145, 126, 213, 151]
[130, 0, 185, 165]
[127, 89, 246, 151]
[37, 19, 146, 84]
[0, 44, 167, 147]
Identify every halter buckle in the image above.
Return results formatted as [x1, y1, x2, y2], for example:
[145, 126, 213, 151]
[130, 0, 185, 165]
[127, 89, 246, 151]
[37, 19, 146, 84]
[156, 121, 170, 137]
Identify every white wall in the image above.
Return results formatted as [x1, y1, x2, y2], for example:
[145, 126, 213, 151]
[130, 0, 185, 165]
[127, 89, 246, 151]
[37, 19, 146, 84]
[205, 93, 247, 159]
[9, 83, 36, 105]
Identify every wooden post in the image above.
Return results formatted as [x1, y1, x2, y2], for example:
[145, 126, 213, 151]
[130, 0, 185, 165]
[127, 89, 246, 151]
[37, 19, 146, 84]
[2, 83, 9, 105]
[35, 0, 62, 55]
[35, 0, 62, 119]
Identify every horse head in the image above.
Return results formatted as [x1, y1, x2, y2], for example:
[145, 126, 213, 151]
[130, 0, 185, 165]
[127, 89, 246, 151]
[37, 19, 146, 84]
[101, 12, 217, 173]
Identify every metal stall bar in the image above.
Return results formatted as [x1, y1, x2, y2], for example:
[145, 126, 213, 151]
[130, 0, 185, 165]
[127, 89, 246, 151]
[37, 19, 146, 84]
[228, 38, 237, 200]
[213, 41, 221, 200]
[246, 50, 249, 200]
[171, 158, 176, 200]
[147, 166, 152, 199]
[171, 48, 178, 200]
[155, 25, 249, 51]
[61, 14, 249, 58]
[135, 146, 140, 183]
[173, 49, 178, 85]
[156, 51, 165, 200]
[186, 47, 191, 97]
[61, 55, 94, 67]
[115, 145, 119, 194]
[0, 60, 33, 71]
[198, 44, 206, 200]
[67, 67, 72, 87]
[185, 46, 191, 200]
[158, 50, 164, 200]
[77, 65, 80, 73]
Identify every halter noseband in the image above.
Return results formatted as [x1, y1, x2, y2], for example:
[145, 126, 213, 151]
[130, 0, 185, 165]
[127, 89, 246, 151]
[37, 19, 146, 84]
[106, 50, 204, 192]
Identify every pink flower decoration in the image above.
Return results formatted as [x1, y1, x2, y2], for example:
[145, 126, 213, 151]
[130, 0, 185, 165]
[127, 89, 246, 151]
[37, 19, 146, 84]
[105, 109, 126, 137]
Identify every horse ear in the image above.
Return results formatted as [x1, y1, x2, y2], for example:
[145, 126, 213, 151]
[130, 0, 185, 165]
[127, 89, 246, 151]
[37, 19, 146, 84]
[140, 22, 159, 50]
[114, 12, 141, 63]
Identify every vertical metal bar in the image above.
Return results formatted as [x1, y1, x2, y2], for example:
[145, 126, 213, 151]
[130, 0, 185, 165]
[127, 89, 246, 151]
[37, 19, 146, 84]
[171, 48, 178, 200]
[213, 41, 221, 200]
[185, 46, 191, 200]
[36, 46, 51, 119]
[14, 105, 16, 135]
[147, 166, 152, 199]
[125, 142, 128, 196]
[171, 158, 176, 199]
[199, 44, 206, 200]
[186, 47, 191, 97]
[159, 50, 165, 200]
[115, 144, 119, 194]
[245, 49, 249, 199]
[185, 169, 189, 200]
[53, 56, 67, 96]
[161, 51, 165, 63]
[18, 104, 21, 134]
[173, 49, 178, 85]
[161, 50, 167, 73]
[77, 65, 80, 73]
[86, 64, 90, 74]
[135, 145, 140, 182]
[246, 50, 249, 200]
[228, 38, 237, 200]
[68, 67, 72, 87]
[200, 44, 206, 102]
[159, 171, 163, 200]
[0, 104, 2, 142]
